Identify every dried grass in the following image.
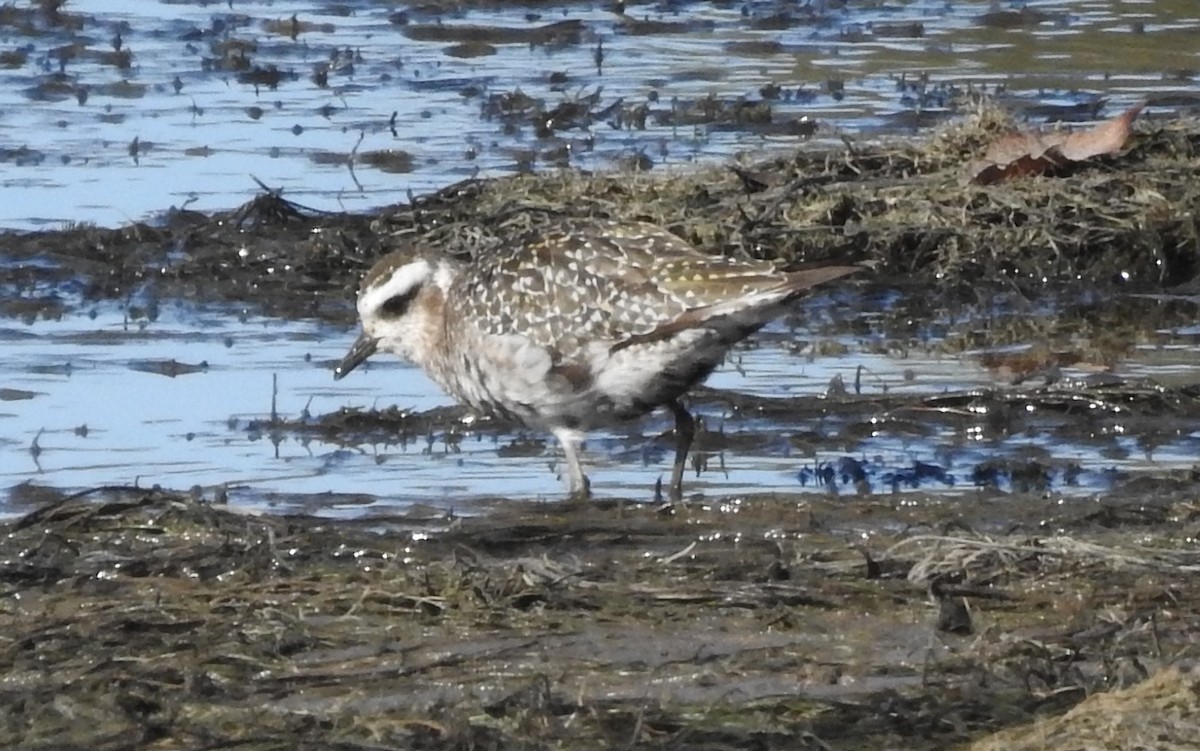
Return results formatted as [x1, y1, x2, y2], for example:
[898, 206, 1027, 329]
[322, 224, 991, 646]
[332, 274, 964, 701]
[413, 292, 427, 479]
[961, 664, 1200, 751]
[372, 106, 1200, 293]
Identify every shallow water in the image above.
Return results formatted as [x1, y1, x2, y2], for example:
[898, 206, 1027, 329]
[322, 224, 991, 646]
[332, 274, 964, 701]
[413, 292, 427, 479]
[4, 0, 1200, 518]
[0, 0, 1197, 229]
[4, 294, 1199, 518]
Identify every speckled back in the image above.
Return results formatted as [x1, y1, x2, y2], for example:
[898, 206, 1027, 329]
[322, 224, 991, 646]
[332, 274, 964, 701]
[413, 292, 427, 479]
[446, 218, 793, 354]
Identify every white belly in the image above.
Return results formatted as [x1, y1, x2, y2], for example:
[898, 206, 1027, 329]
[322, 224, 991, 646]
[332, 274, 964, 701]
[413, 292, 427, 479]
[436, 328, 728, 431]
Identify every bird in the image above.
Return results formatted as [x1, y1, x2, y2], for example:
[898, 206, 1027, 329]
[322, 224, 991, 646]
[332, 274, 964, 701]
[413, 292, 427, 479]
[334, 218, 858, 501]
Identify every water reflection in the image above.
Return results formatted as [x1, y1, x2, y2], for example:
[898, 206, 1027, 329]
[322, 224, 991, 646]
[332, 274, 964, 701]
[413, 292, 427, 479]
[0, 0, 1196, 229]
[3, 295, 1200, 517]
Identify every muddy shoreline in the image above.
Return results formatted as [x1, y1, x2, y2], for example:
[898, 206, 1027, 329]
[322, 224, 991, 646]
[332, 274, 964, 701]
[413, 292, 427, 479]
[4, 114, 1200, 748]
[3, 483, 1200, 750]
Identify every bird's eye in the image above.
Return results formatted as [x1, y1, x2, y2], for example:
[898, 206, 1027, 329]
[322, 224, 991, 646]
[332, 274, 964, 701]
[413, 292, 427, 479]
[380, 287, 419, 318]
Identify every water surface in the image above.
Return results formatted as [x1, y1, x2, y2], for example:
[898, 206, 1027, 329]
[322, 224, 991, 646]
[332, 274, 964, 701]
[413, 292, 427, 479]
[0, 0, 1196, 229]
[4, 295, 1199, 517]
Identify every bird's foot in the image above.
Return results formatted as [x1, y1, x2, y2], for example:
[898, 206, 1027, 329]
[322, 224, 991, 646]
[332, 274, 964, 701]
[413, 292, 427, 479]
[566, 475, 592, 504]
[653, 476, 685, 511]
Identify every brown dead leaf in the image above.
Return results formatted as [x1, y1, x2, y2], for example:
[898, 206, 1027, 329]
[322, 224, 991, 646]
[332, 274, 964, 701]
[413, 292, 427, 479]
[968, 131, 1067, 184]
[968, 154, 1039, 184]
[987, 132, 1055, 164]
[968, 102, 1145, 185]
[1057, 102, 1145, 161]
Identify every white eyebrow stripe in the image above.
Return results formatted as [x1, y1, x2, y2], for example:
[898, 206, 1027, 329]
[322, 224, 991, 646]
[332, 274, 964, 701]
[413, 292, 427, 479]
[359, 259, 431, 315]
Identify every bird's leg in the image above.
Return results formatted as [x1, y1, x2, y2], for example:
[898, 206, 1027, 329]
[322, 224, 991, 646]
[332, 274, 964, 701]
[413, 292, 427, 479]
[667, 400, 695, 502]
[552, 427, 591, 500]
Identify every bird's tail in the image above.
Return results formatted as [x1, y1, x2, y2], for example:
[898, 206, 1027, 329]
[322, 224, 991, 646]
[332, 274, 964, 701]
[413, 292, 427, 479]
[612, 265, 860, 352]
[778, 265, 861, 298]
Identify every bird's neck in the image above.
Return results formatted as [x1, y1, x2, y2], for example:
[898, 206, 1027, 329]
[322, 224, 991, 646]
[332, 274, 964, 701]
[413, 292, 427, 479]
[410, 259, 463, 388]
[406, 284, 449, 363]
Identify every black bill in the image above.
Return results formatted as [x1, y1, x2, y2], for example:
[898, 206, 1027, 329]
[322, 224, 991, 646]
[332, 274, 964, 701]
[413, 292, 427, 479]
[333, 331, 379, 380]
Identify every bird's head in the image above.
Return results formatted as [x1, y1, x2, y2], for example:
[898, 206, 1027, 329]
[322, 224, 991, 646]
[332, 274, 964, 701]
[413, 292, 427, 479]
[334, 252, 456, 380]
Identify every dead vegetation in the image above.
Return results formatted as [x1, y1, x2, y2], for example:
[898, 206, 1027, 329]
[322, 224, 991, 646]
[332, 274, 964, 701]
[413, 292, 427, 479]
[966, 103, 1146, 184]
[367, 106, 1200, 299]
[964, 665, 1200, 751]
[3, 486, 1200, 750]
[2, 107, 1198, 325]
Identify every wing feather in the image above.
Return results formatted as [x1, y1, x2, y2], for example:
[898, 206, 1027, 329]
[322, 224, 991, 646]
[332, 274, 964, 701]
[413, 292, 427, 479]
[449, 219, 856, 355]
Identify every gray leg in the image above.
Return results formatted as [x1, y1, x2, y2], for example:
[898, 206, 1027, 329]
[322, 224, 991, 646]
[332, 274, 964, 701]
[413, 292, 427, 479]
[667, 400, 695, 501]
[552, 427, 590, 499]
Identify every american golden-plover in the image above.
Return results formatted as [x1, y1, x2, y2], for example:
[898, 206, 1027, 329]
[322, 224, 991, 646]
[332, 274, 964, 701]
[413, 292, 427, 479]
[335, 218, 857, 500]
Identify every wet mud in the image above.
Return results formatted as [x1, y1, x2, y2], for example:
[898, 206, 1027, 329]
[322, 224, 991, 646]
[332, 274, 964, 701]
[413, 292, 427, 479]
[3, 486, 1200, 750]
[3, 49, 1200, 751]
